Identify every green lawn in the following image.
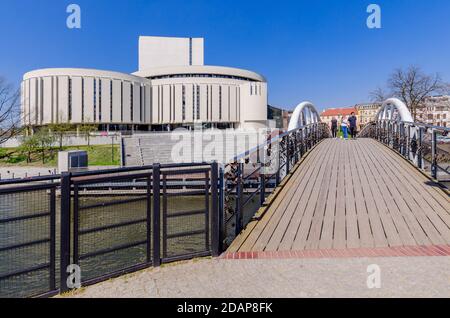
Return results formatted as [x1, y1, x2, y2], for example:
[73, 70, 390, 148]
[0, 144, 120, 167]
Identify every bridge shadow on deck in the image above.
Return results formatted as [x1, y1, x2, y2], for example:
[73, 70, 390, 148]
[228, 138, 450, 253]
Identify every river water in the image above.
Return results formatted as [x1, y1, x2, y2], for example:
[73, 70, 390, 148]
[0, 189, 261, 298]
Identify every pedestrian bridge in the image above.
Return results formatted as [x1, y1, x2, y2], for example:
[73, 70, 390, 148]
[228, 138, 450, 253]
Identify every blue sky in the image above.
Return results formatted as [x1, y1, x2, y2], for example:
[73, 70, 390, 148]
[1, 0, 449, 111]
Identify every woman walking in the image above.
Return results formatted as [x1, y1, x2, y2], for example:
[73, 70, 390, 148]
[341, 117, 349, 140]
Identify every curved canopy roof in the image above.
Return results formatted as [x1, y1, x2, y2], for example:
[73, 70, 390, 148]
[133, 65, 266, 82]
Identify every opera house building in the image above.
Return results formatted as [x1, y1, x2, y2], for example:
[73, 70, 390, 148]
[21, 36, 268, 132]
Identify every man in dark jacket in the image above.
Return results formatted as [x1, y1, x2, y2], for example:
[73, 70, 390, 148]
[331, 117, 338, 138]
[348, 112, 357, 139]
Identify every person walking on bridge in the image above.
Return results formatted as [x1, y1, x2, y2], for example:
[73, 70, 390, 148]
[331, 117, 338, 138]
[348, 112, 357, 139]
[341, 117, 349, 140]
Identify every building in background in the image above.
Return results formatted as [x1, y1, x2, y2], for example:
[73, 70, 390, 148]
[355, 103, 381, 129]
[417, 95, 450, 127]
[21, 36, 268, 132]
[320, 107, 358, 128]
[267, 105, 291, 130]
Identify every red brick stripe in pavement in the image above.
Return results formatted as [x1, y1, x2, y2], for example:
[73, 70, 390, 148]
[221, 245, 450, 260]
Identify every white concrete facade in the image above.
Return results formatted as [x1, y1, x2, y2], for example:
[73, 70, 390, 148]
[138, 36, 204, 70]
[21, 36, 268, 130]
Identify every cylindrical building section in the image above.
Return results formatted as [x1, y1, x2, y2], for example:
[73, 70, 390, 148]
[22, 65, 268, 130]
[22, 68, 151, 130]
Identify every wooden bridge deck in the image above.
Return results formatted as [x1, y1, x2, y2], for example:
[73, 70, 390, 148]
[228, 138, 450, 252]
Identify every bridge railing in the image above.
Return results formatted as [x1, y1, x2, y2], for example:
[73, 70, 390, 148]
[219, 122, 331, 249]
[359, 120, 450, 182]
[0, 162, 220, 298]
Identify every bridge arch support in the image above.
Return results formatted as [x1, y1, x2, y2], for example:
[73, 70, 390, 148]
[288, 101, 321, 131]
[375, 98, 413, 122]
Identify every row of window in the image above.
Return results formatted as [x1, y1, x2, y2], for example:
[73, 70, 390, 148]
[149, 73, 256, 82]
[27, 77, 242, 124]
[67, 78, 145, 123]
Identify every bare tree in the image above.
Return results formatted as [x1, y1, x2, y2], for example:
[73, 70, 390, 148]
[0, 77, 21, 144]
[372, 66, 450, 121]
[369, 87, 389, 103]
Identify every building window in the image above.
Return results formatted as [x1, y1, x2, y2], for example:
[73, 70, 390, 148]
[196, 85, 200, 120]
[140, 85, 143, 122]
[219, 86, 222, 120]
[228, 86, 231, 119]
[182, 85, 186, 121]
[110, 81, 113, 122]
[121, 82, 123, 122]
[189, 38, 193, 66]
[130, 84, 134, 122]
[206, 85, 209, 120]
[68, 78, 72, 121]
[81, 78, 85, 122]
[93, 79, 97, 122]
[99, 79, 102, 121]
[192, 85, 195, 121]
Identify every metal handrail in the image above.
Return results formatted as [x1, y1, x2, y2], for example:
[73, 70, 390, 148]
[220, 122, 331, 247]
[359, 119, 450, 181]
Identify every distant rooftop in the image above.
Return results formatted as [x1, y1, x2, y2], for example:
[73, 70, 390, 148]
[321, 107, 357, 117]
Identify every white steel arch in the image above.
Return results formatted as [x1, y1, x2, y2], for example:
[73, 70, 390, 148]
[375, 98, 413, 122]
[288, 101, 321, 131]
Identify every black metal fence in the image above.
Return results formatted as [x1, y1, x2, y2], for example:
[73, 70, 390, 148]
[359, 120, 450, 183]
[0, 162, 219, 298]
[220, 123, 331, 247]
[0, 124, 331, 298]
[0, 183, 57, 298]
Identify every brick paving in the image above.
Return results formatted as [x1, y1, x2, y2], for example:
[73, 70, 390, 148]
[221, 245, 450, 260]
[65, 253, 450, 298]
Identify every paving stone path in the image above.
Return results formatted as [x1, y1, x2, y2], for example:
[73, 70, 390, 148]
[65, 256, 450, 298]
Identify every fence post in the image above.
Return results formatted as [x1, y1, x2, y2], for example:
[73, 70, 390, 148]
[49, 187, 56, 291]
[211, 162, 220, 257]
[431, 130, 438, 179]
[146, 175, 152, 264]
[276, 143, 281, 187]
[59, 172, 71, 293]
[260, 170, 266, 207]
[286, 134, 290, 173]
[235, 162, 243, 236]
[294, 132, 299, 163]
[152, 163, 161, 266]
[418, 127, 423, 169]
[406, 125, 411, 160]
[218, 166, 225, 253]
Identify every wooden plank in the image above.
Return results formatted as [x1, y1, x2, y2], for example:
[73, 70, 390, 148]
[352, 141, 389, 247]
[230, 138, 450, 253]
[371, 140, 450, 244]
[364, 140, 444, 245]
[356, 140, 402, 246]
[364, 139, 430, 245]
[318, 140, 340, 249]
[348, 140, 374, 248]
[344, 140, 360, 248]
[291, 138, 338, 250]
[261, 140, 331, 251]
[333, 140, 347, 249]
[227, 144, 322, 252]
[235, 139, 329, 252]
[373, 141, 450, 205]
[362, 140, 417, 246]
[306, 139, 339, 249]
[274, 141, 332, 251]
[372, 141, 450, 218]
